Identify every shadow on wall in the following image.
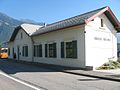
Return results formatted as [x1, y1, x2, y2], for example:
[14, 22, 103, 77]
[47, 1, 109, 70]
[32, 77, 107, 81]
[0, 59, 82, 74]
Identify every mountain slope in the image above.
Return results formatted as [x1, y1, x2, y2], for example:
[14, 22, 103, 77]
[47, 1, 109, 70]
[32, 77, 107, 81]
[0, 12, 44, 45]
[0, 12, 23, 44]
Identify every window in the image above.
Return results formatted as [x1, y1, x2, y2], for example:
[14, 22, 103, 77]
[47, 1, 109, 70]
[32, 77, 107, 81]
[21, 32, 23, 39]
[61, 40, 77, 59]
[34, 44, 42, 57]
[101, 19, 104, 27]
[22, 46, 28, 57]
[49, 43, 56, 57]
[45, 43, 56, 58]
[66, 42, 73, 58]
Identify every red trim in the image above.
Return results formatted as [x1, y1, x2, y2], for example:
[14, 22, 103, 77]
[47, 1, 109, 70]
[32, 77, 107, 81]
[107, 8, 120, 27]
[85, 7, 120, 28]
[85, 7, 109, 24]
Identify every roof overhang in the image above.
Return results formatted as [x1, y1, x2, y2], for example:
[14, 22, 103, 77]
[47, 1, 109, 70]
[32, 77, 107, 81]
[9, 25, 30, 42]
[85, 6, 120, 32]
[9, 26, 22, 42]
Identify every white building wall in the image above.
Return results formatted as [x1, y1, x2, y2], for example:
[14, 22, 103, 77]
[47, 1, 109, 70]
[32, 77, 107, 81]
[8, 29, 33, 62]
[85, 14, 117, 69]
[33, 25, 86, 68]
[8, 14, 118, 69]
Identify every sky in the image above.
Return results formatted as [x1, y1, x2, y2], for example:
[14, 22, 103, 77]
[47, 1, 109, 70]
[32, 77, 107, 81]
[0, 0, 120, 24]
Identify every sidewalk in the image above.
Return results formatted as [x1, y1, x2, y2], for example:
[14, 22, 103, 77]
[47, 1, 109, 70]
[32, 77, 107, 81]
[63, 69, 120, 82]
[6, 59, 120, 82]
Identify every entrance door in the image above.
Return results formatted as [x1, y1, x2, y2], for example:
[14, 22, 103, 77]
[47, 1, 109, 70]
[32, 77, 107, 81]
[17, 46, 20, 60]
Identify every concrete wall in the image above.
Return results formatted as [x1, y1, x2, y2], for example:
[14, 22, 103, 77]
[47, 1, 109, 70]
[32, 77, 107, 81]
[8, 29, 33, 62]
[85, 14, 117, 69]
[32, 25, 86, 68]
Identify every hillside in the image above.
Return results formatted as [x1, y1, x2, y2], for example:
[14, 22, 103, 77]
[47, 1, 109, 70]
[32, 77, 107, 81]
[0, 12, 23, 44]
[0, 12, 44, 46]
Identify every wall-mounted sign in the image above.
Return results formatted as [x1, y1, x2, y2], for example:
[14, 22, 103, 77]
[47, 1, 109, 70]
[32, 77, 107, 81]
[94, 37, 111, 41]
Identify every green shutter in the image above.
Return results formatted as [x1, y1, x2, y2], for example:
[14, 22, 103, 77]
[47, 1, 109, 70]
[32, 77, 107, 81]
[37, 45, 39, 57]
[53, 43, 56, 57]
[33, 45, 35, 57]
[45, 44, 48, 57]
[26, 46, 28, 57]
[72, 40, 77, 58]
[22, 47, 24, 56]
[39, 44, 42, 57]
[8, 48, 10, 56]
[61, 42, 64, 58]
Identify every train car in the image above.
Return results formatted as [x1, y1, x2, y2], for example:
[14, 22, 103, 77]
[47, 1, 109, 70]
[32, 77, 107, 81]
[0, 48, 8, 59]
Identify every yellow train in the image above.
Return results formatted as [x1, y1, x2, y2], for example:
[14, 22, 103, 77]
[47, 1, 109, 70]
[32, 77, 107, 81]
[0, 48, 8, 59]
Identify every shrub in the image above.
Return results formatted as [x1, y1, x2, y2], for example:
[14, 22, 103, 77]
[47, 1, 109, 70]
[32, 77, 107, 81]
[96, 60, 120, 70]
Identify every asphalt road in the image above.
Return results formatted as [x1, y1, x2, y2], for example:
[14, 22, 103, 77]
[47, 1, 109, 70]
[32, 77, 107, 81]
[0, 73, 35, 90]
[0, 59, 120, 90]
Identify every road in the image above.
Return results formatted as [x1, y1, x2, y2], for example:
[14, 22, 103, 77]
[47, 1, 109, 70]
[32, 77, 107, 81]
[0, 73, 36, 90]
[0, 59, 120, 90]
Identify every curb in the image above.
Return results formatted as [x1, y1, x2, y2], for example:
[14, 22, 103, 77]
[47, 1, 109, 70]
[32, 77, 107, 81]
[62, 70, 120, 82]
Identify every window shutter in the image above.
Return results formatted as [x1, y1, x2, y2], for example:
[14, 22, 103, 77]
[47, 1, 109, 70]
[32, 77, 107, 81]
[53, 43, 56, 57]
[72, 40, 77, 58]
[39, 44, 42, 57]
[35, 45, 37, 57]
[22, 47, 24, 56]
[61, 42, 64, 58]
[8, 48, 10, 56]
[101, 19, 104, 27]
[36, 45, 39, 57]
[33, 45, 35, 57]
[45, 44, 48, 57]
[26, 46, 28, 57]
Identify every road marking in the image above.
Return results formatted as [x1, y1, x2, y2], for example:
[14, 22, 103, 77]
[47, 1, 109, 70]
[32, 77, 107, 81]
[0, 72, 41, 90]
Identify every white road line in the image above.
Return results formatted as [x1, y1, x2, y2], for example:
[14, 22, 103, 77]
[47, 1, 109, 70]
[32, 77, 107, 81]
[0, 72, 41, 90]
